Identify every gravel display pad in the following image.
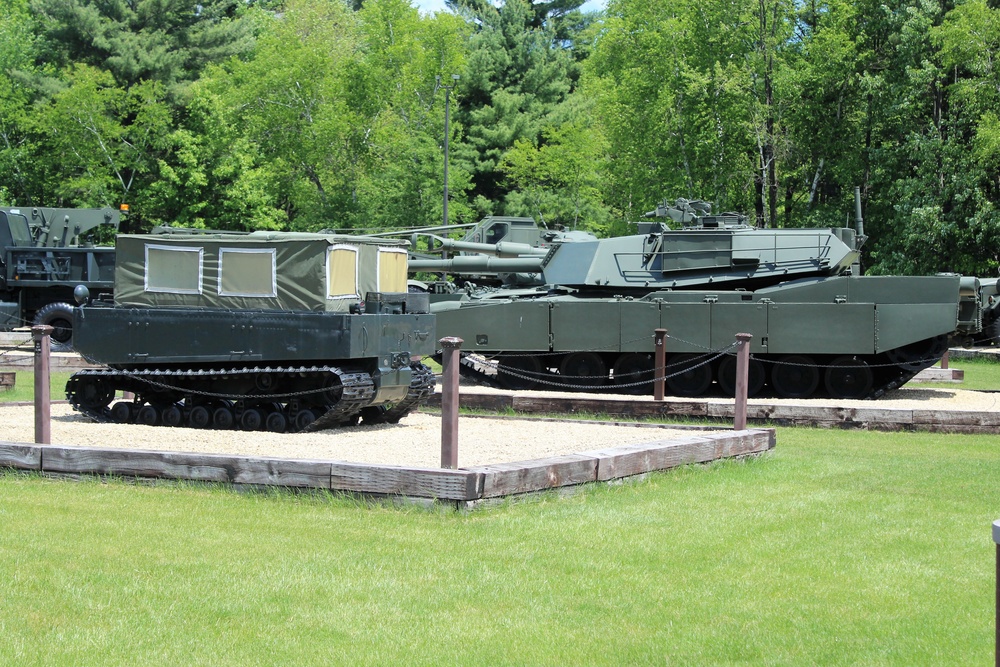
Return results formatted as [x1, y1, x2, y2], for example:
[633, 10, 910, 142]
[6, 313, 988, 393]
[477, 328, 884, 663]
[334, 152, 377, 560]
[0, 403, 719, 469]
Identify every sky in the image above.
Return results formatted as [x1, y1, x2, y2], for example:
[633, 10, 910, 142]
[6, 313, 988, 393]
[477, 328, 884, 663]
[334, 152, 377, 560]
[413, 0, 606, 16]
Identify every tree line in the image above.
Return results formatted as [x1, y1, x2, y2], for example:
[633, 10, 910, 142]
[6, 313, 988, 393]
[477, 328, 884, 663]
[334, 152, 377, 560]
[0, 0, 998, 276]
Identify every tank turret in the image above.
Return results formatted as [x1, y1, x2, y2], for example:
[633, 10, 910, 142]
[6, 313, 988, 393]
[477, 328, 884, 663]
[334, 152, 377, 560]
[412, 201, 862, 294]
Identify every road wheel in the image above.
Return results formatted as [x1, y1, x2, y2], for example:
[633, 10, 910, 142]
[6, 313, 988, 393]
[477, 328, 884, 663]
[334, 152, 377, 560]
[824, 356, 874, 399]
[770, 355, 820, 399]
[33, 302, 75, 346]
[717, 355, 766, 397]
[496, 355, 543, 391]
[558, 352, 607, 391]
[665, 354, 714, 397]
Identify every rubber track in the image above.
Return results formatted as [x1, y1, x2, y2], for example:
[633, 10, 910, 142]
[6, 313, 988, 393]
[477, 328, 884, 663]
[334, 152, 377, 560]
[373, 363, 437, 424]
[67, 365, 377, 432]
[300, 371, 374, 432]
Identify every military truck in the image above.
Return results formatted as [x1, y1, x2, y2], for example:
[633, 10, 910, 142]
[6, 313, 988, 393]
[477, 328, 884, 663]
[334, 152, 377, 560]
[0, 206, 120, 345]
[425, 197, 1000, 399]
[67, 230, 436, 432]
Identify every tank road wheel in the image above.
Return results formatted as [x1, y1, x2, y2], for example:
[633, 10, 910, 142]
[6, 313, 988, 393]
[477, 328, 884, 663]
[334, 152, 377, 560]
[240, 408, 264, 431]
[824, 356, 874, 399]
[612, 353, 654, 395]
[161, 405, 183, 427]
[188, 405, 211, 429]
[213, 405, 235, 430]
[265, 409, 289, 433]
[361, 405, 389, 425]
[73, 376, 115, 410]
[255, 373, 276, 392]
[496, 355, 543, 391]
[558, 352, 608, 391]
[137, 405, 159, 426]
[33, 302, 75, 347]
[110, 401, 136, 423]
[886, 335, 950, 372]
[770, 355, 820, 399]
[665, 354, 714, 397]
[294, 408, 320, 431]
[717, 355, 766, 398]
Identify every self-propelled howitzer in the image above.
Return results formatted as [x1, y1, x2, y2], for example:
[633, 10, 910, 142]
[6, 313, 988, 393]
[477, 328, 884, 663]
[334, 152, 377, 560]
[429, 198, 997, 399]
[66, 231, 436, 432]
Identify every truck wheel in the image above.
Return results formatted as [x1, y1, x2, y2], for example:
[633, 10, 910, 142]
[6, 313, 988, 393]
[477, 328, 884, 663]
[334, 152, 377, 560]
[33, 302, 75, 346]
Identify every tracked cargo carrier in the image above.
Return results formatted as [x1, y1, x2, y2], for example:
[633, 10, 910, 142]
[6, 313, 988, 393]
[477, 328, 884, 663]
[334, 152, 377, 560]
[67, 231, 436, 432]
[425, 196, 1000, 400]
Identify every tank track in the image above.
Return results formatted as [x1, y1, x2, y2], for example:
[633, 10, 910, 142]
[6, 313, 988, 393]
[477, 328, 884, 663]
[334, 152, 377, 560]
[66, 365, 377, 433]
[436, 349, 935, 400]
[361, 363, 437, 424]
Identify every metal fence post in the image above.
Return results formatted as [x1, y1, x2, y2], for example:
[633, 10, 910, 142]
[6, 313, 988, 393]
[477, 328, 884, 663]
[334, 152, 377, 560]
[653, 328, 667, 401]
[994, 520, 1000, 667]
[32, 325, 54, 445]
[734, 333, 752, 431]
[439, 336, 463, 469]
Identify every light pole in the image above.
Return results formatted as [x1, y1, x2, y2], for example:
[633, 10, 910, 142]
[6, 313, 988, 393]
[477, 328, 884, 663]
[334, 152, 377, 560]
[436, 74, 460, 226]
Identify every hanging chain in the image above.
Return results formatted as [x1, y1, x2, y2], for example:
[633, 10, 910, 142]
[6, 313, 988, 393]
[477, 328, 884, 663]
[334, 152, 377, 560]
[458, 341, 741, 391]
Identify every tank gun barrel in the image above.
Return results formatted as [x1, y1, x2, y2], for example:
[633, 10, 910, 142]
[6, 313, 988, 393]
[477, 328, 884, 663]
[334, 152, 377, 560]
[409, 255, 545, 274]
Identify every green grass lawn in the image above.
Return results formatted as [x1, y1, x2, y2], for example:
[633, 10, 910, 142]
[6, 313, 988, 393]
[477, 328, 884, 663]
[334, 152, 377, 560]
[1, 426, 998, 665]
[925, 355, 1000, 391]
[0, 370, 73, 403]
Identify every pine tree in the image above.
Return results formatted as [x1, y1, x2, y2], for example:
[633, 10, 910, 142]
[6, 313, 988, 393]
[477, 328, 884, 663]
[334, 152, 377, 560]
[29, 0, 255, 97]
[452, 0, 573, 214]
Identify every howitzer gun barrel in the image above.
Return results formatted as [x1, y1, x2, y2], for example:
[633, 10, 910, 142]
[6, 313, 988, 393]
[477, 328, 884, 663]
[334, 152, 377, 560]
[425, 235, 550, 258]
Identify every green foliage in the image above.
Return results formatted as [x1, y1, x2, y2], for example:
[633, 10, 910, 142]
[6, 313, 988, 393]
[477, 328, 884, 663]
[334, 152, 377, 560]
[586, 0, 763, 221]
[25, 65, 174, 209]
[0, 0, 998, 263]
[456, 0, 574, 215]
[0, 0, 41, 205]
[498, 97, 611, 233]
[188, 0, 472, 231]
[29, 0, 255, 97]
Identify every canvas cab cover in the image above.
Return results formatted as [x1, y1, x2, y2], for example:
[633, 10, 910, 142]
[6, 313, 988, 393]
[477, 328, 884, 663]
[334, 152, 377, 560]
[113, 231, 409, 312]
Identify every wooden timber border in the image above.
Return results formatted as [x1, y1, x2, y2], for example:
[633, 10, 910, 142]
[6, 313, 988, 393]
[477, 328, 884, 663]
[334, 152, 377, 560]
[0, 428, 775, 509]
[427, 390, 1000, 434]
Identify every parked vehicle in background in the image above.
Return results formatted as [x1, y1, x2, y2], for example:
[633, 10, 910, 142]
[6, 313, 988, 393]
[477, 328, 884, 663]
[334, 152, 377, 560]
[0, 206, 121, 346]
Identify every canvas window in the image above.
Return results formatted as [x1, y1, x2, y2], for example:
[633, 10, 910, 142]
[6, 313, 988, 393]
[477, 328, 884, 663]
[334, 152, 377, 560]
[378, 247, 408, 293]
[219, 248, 277, 297]
[327, 245, 359, 300]
[145, 244, 203, 294]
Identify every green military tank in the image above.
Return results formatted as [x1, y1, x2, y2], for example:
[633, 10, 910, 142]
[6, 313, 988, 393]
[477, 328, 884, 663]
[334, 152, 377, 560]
[421, 195, 999, 399]
[66, 231, 436, 432]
